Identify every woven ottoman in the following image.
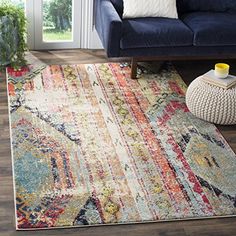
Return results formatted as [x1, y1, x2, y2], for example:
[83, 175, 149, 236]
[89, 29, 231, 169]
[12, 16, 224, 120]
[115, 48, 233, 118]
[186, 76, 236, 125]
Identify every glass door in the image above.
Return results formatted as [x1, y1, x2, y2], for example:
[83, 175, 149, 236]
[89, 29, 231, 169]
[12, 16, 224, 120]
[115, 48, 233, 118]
[33, 0, 81, 49]
[10, 0, 101, 50]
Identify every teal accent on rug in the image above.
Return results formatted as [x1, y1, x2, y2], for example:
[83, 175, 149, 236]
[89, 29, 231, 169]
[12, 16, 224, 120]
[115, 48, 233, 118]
[14, 152, 51, 194]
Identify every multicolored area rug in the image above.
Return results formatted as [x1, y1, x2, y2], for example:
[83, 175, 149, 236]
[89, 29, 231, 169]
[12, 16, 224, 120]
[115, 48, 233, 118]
[7, 62, 236, 230]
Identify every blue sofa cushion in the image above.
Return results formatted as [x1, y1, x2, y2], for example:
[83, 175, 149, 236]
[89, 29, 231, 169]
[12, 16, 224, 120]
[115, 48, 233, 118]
[110, 0, 123, 17]
[177, 0, 236, 14]
[120, 18, 193, 49]
[181, 12, 236, 46]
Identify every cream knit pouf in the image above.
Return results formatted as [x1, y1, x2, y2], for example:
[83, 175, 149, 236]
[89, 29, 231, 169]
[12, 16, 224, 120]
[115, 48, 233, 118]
[186, 76, 236, 125]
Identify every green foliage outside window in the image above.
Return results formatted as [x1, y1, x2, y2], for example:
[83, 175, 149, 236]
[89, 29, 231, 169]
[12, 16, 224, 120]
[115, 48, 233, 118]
[0, 1, 27, 69]
[43, 0, 72, 32]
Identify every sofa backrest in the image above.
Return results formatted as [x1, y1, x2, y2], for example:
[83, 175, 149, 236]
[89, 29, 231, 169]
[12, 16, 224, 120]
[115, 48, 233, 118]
[110, 0, 123, 17]
[177, 0, 236, 14]
[110, 0, 236, 17]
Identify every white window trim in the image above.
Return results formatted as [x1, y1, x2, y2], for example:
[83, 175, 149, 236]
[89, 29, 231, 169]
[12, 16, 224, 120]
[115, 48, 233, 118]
[25, 0, 35, 50]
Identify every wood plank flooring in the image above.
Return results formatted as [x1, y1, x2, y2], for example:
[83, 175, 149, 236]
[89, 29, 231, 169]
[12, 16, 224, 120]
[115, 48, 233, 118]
[0, 49, 236, 236]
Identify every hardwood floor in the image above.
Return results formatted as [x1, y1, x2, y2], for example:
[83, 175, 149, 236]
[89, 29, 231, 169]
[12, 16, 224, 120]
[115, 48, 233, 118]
[0, 49, 236, 236]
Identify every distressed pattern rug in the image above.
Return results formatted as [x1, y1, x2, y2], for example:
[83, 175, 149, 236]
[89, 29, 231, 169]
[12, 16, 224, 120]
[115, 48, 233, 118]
[7, 63, 236, 230]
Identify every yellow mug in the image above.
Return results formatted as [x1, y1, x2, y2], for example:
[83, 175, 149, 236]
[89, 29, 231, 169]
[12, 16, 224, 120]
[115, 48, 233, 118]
[214, 63, 230, 79]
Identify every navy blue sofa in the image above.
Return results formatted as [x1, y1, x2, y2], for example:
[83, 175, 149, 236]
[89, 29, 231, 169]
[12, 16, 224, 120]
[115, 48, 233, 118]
[95, 0, 236, 78]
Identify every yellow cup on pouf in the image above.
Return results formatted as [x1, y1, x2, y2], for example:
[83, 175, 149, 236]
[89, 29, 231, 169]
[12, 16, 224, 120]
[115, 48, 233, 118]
[214, 63, 230, 79]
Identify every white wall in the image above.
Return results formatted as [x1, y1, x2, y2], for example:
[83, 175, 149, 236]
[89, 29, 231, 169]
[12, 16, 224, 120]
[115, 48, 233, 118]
[80, 0, 103, 49]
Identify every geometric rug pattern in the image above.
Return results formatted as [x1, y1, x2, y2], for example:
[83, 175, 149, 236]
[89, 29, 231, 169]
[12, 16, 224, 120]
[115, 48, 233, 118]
[7, 63, 236, 230]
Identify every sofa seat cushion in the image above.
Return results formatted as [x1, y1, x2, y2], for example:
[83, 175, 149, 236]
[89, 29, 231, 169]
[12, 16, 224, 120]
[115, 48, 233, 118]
[181, 12, 236, 46]
[120, 17, 193, 49]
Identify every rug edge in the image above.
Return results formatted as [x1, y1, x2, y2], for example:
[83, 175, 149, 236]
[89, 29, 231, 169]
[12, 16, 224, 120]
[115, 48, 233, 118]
[15, 214, 236, 231]
[6, 68, 19, 230]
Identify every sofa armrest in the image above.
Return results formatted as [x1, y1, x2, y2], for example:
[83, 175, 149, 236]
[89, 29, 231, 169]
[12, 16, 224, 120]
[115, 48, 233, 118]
[95, 0, 122, 57]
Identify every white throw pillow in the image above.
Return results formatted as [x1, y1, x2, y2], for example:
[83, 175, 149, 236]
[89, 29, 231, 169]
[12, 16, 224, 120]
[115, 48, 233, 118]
[123, 0, 178, 19]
